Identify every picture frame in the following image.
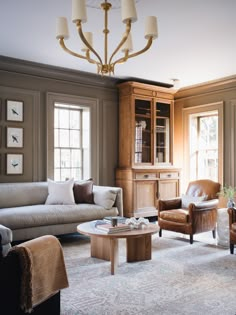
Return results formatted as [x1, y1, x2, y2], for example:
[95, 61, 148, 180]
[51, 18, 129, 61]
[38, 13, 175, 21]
[6, 127, 24, 148]
[6, 153, 23, 175]
[6, 100, 24, 122]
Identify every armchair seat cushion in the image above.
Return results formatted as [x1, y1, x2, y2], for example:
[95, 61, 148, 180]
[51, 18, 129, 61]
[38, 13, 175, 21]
[160, 209, 189, 223]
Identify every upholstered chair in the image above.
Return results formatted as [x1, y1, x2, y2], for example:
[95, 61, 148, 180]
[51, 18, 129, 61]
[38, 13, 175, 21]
[228, 207, 236, 254]
[158, 179, 221, 244]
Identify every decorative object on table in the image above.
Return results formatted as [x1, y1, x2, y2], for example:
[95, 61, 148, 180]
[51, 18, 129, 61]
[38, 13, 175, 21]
[125, 217, 149, 229]
[6, 100, 24, 122]
[6, 127, 24, 148]
[111, 217, 118, 227]
[6, 153, 23, 175]
[104, 216, 127, 224]
[218, 185, 236, 208]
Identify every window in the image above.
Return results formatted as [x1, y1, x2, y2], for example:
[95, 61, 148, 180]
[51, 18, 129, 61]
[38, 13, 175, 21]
[183, 102, 223, 190]
[189, 112, 218, 181]
[47, 93, 98, 182]
[54, 103, 90, 181]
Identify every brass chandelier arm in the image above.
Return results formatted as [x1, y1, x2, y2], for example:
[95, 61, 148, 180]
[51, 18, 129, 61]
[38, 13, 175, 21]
[108, 20, 131, 66]
[125, 37, 153, 60]
[112, 37, 153, 68]
[76, 21, 103, 66]
[59, 38, 88, 60]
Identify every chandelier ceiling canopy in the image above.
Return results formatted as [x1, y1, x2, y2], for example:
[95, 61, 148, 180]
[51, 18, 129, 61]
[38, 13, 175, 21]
[56, 0, 158, 75]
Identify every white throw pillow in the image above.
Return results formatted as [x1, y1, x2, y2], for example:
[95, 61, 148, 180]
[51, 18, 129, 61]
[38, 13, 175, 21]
[45, 178, 75, 205]
[93, 189, 117, 210]
[181, 194, 208, 209]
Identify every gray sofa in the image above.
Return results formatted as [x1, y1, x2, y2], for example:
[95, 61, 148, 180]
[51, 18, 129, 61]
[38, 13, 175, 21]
[0, 182, 123, 241]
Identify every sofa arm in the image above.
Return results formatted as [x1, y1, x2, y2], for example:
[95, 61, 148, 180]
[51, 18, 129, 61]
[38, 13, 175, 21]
[93, 185, 123, 216]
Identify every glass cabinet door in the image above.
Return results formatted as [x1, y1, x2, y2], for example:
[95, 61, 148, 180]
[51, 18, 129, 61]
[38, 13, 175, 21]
[134, 99, 152, 163]
[155, 102, 170, 164]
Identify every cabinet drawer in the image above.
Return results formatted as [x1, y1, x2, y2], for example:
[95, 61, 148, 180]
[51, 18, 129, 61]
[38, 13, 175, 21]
[135, 173, 157, 179]
[159, 172, 179, 179]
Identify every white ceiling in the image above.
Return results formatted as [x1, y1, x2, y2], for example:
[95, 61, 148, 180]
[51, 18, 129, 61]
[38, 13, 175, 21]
[0, 0, 235, 88]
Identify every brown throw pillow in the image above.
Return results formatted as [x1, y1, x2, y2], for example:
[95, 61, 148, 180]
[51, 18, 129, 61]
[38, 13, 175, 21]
[73, 179, 94, 204]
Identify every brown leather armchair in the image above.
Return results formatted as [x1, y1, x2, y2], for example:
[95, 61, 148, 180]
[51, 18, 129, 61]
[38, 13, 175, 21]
[158, 179, 221, 244]
[228, 207, 236, 254]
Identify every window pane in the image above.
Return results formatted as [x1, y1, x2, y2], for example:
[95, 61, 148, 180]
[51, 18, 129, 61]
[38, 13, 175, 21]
[54, 109, 59, 128]
[71, 149, 81, 167]
[59, 129, 69, 147]
[54, 129, 59, 147]
[70, 130, 80, 148]
[70, 110, 80, 129]
[61, 169, 71, 181]
[61, 149, 71, 167]
[54, 148, 60, 167]
[71, 168, 81, 180]
[59, 109, 69, 128]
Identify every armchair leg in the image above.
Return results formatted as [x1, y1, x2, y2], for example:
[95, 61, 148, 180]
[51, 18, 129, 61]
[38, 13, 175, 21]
[230, 243, 234, 254]
[212, 229, 216, 239]
[190, 235, 193, 244]
[159, 229, 162, 237]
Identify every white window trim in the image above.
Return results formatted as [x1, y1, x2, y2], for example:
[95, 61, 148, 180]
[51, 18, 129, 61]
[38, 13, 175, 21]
[183, 101, 224, 191]
[46, 92, 99, 182]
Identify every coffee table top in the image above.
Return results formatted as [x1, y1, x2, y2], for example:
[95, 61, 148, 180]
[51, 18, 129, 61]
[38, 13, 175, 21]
[77, 220, 159, 239]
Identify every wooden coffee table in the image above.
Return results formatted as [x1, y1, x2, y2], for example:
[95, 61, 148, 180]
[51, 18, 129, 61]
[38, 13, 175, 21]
[77, 221, 159, 275]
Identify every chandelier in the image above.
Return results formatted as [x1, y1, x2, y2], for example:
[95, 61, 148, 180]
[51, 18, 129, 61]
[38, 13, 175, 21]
[56, 0, 158, 75]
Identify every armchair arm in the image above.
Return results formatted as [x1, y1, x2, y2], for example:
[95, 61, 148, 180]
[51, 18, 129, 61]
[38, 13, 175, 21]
[228, 207, 236, 225]
[158, 198, 182, 212]
[189, 199, 219, 211]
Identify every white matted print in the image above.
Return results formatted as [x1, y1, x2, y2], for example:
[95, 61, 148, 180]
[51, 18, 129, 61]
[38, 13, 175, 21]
[6, 100, 24, 122]
[7, 127, 23, 148]
[6, 154, 23, 175]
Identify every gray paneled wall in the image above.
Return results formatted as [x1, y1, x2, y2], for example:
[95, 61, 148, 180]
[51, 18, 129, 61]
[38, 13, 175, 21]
[0, 56, 119, 186]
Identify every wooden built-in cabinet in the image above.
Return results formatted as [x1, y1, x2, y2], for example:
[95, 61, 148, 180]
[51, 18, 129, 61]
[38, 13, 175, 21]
[116, 81, 181, 218]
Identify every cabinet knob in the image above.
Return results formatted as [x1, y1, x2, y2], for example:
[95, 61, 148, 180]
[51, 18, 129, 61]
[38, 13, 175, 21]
[144, 174, 149, 178]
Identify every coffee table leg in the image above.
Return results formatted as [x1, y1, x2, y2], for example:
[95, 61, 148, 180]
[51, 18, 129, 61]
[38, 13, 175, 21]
[126, 235, 152, 262]
[90, 236, 119, 275]
[110, 238, 119, 275]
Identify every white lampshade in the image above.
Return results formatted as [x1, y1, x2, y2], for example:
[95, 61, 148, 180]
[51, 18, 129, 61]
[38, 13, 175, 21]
[121, 33, 133, 52]
[72, 0, 87, 23]
[145, 16, 158, 39]
[56, 17, 69, 39]
[121, 0, 137, 23]
[81, 32, 93, 52]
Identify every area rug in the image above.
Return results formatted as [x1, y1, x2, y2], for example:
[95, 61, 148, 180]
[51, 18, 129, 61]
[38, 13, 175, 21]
[59, 231, 236, 315]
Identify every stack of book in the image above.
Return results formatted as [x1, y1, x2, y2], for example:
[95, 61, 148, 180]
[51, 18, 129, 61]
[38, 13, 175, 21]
[95, 221, 131, 234]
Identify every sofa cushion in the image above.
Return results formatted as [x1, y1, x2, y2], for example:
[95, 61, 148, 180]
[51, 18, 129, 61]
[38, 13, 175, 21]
[0, 182, 48, 209]
[73, 179, 94, 204]
[0, 204, 119, 230]
[93, 188, 117, 210]
[45, 178, 75, 205]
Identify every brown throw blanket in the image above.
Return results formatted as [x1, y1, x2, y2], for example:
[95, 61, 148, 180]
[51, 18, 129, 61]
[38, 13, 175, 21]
[9, 235, 69, 313]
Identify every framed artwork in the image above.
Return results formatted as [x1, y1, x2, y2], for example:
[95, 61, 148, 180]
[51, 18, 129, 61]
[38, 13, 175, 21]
[6, 127, 23, 148]
[6, 100, 24, 122]
[6, 153, 23, 175]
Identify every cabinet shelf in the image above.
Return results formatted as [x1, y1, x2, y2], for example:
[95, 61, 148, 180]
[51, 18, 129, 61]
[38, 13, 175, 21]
[135, 114, 151, 119]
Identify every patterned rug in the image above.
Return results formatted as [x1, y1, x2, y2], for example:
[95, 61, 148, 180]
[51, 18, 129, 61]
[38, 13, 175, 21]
[59, 231, 236, 315]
